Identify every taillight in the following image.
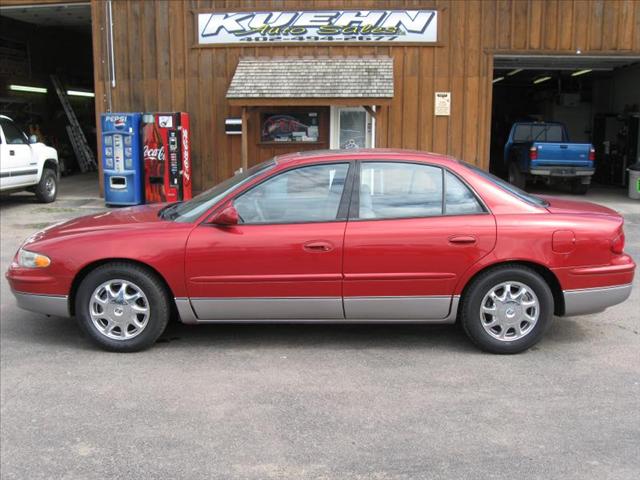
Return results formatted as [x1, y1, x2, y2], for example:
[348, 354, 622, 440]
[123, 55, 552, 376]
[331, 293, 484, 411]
[589, 146, 595, 161]
[611, 231, 625, 254]
[529, 146, 538, 160]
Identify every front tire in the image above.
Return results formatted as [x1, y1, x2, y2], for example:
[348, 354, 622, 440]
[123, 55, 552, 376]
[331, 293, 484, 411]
[75, 263, 170, 352]
[35, 167, 57, 203]
[461, 265, 554, 354]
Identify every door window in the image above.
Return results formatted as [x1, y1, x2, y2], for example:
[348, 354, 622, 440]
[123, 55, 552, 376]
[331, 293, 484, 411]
[234, 163, 349, 224]
[0, 119, 27, 145]
[358, 162, 443, 219]
[339, 110, 368, 149]
[444, 171, 484, 215]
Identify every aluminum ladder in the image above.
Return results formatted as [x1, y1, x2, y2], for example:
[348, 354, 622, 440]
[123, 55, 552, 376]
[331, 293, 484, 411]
[50, 75, 97, 172]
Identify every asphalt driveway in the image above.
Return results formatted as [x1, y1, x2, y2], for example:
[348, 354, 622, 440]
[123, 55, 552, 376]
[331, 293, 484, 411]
[1, 176, 639, 479]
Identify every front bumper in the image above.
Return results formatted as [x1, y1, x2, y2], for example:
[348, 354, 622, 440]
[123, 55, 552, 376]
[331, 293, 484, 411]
[530, 167, 595, 178]
[12, 291, 70, 317]
[563, 284, 632, 316]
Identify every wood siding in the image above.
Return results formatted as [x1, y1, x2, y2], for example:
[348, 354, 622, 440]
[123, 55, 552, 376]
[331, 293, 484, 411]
[91, 0, 640, 192]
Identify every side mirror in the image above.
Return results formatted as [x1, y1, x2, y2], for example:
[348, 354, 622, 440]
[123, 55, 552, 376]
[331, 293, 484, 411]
[210, 204, 239, 226]
[28, 134, 38, 144]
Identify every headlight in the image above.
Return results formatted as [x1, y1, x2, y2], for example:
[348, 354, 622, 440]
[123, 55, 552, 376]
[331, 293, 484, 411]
[17, 248, 51, 268]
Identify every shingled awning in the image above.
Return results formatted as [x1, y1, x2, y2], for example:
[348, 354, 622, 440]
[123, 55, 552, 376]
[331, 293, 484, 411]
[226, 56, 394, 106]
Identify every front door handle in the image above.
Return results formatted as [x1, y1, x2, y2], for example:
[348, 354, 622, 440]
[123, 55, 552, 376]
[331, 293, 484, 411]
[303, 241, 334, 252]
[9, 150, 15, 156]
[449, 235, 476, 245]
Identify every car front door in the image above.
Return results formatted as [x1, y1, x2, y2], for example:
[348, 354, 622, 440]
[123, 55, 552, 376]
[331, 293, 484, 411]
[343, 161, 496, 320]
[0, 118, 35, 189]
[185, 162, 353, 320]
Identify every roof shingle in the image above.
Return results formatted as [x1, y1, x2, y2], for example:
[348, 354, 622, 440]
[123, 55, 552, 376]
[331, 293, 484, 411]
[226, 57, 394, 99]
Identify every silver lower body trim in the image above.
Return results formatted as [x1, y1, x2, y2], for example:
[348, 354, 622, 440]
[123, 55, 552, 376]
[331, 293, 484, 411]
[12, 291, 69, 317]
[563, 284, 632, 316]
[344, 296, 452, 320]
[190, 297, 344, 320]
[175, 296, 460, 324]
[175, 298, 198, 325]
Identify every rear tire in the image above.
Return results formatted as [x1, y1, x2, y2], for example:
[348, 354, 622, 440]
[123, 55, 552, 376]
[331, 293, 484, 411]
[571, 180, 589, 195]
[508, 162, 526, 189]
[461, 265, 554, 354]
[35, 167, 57, 203]
[75, 263, 170, 352]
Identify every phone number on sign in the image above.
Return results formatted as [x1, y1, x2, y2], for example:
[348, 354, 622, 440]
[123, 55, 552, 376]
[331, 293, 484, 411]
[238, 36, 400, 42]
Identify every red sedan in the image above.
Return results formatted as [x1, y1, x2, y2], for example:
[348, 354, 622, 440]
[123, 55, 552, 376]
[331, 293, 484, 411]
[6, 150, 635, 353]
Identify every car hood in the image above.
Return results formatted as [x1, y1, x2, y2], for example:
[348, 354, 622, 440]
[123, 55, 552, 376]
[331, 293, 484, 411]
[24, 204, 167, 245]
[541, 196, 620, 217]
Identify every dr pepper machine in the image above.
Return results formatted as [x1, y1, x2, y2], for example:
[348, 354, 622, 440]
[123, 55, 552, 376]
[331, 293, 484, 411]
[141, 112, 192, 203]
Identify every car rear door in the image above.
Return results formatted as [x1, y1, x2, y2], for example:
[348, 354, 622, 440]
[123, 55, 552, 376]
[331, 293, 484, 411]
[0, 118, 35, 189]
[184, 162, 354, 320]
[343, 161, 496, 320]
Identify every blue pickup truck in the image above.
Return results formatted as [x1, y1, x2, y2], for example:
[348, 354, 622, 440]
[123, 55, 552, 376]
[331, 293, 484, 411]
[504, 122, 595, 194]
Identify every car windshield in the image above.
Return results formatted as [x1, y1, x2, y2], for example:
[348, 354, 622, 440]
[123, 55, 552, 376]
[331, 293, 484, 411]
[462, 162, 549, 207]
[162, 159, 276, 222]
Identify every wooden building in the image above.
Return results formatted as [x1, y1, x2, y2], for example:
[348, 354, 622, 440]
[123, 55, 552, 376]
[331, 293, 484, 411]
[2, 1, 640, 193]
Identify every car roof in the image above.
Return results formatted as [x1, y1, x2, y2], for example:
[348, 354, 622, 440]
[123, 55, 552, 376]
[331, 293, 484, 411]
[274, 148, 460, 168]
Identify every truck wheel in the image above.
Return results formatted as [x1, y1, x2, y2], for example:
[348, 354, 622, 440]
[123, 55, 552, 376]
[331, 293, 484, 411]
[35, 168, 58, 203]
[571, 180, 589, 195]
[508, 163, 526, 189]
[461, 265, 554, 354]
[75, 263, 170, 352]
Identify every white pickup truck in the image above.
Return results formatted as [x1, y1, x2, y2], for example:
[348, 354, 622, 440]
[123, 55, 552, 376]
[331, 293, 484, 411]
[0, 115, 59, 203]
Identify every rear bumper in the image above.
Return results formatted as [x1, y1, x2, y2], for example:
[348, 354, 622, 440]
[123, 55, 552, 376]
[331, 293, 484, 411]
[563, 284, 632, 316]
[530, 167, 594, 178]
[12, 291, 70, 317]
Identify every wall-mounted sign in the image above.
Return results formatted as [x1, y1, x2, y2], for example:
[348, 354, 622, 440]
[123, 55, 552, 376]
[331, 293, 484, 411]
[434, 92, 451, 116]
[198, 10, 437, 45]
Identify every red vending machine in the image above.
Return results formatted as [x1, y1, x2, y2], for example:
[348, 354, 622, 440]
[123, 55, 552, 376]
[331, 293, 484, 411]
[141, 112, 192, 203]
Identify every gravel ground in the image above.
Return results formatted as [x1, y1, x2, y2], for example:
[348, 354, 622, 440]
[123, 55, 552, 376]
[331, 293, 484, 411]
[1, 175, 638, 480]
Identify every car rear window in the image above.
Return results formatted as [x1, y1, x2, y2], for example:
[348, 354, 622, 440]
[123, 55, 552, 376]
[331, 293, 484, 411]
[512, 124, 565, 143]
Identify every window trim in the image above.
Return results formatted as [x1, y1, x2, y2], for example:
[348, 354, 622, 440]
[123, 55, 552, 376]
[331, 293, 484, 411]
[348, 159, 490, 222]
[230, 161, 356, 226]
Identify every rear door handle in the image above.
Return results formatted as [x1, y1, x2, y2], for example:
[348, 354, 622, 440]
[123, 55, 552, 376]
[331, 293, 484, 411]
[303, 241, 334, 252]
[560, 145, 568, 149]
[9, 150, 15, 156]
[449, 235, 476, 245]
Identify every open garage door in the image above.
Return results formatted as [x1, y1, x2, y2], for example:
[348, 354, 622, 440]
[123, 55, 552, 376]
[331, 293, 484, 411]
[490, 54, 640, 195]
[0, 2, 96, 177]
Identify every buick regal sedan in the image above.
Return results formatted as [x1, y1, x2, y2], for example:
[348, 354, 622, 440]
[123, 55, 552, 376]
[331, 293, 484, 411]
[6, 150, 635, 353]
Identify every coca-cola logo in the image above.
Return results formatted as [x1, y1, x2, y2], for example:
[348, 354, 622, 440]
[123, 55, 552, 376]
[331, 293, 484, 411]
[144, 145, 165, 161]
[181, 129, 190, 182]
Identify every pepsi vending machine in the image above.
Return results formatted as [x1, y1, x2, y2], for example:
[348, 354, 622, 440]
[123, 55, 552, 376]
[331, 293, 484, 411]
[141, 112, 191, 203]
[101, 113, 144, 206]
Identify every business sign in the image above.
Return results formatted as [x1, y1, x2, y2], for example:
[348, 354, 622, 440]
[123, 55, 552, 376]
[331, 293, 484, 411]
[198, 10, 437, 45]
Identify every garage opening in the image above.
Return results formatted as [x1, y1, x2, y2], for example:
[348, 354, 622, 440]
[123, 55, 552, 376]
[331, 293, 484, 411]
[0, 2, 97, 178]
[490, 55, 640, 195]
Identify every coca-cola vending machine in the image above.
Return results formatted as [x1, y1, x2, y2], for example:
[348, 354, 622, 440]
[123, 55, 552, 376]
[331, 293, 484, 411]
[141, 112, 191, 203]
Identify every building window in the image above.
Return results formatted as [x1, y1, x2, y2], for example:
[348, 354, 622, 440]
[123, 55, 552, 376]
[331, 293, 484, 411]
[260, 109, 323, 143]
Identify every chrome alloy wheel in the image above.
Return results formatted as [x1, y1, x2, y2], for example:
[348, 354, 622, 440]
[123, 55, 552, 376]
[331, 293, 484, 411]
[45, 176, 56, 196]
[480, 281, 539, 342]
[89, 279, 150, 340]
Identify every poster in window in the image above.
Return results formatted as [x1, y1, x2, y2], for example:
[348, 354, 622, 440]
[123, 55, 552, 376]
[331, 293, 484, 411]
[261, 112, 320, 142]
